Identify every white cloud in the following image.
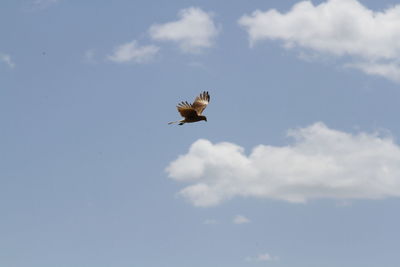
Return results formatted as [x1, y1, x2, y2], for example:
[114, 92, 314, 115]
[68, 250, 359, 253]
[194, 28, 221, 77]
[245, 253, 277, 262]
[238, 0, 400, 82]
[233, 215, 251, 224]
[0, 53, 15, 68]
[346, 61, 400, 82]
[107, 40, 159, 63]
[149, 7, 219, 53]
[166, 122, 400, 207]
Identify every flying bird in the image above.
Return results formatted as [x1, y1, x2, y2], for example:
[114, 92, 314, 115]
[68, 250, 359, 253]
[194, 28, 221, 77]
[168, 91, 210, 125]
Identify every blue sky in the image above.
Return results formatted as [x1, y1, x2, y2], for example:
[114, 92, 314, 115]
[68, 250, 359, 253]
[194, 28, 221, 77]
[2, 0, 400, 266]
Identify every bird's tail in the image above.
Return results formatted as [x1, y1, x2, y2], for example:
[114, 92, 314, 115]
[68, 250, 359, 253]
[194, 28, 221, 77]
[168, 120, 180, 125]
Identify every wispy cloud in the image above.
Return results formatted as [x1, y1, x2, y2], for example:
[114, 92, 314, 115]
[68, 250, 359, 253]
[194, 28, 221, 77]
[83, 49, 96, 63]
[245, 252, 277, 262]
[167, 122, 400, 207]
[233, 215, 251, 224]
[30, 0, 60, 10]
[203, 219, 218, 225]
[107, 40, 159, 64]
[149, 7, 219, 53]
[238, 0, 400, 82]
[346, 61, 400, 83]
[0, 53, 16, 68]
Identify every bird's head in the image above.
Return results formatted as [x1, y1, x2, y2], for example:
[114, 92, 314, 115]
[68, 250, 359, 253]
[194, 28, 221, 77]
[200, 115, 207, 122]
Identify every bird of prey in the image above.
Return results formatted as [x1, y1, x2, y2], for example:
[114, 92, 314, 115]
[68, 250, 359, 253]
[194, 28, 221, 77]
[168, 91, 210, 125]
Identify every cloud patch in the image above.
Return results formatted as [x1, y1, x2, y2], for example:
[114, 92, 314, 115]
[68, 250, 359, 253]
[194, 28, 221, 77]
[245, 253, 277, 262]
[0, 53, 15, 68]
[107, 40, 159, 63]
[166, 122, 400, 207]
[238, 0, 400, 82]
[233, 215, 251, 224]
[149, 7, 219, 53]
[203, 219, 218, 225]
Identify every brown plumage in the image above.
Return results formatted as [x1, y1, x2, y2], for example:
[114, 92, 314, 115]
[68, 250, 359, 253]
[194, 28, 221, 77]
[168, 91, 210, 125]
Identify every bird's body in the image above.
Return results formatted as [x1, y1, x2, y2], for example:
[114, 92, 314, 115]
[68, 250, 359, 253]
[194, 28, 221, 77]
[168, 91, 210, 125]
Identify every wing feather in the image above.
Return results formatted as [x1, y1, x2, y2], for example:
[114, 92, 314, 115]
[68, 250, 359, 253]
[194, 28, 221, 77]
[177, 102, 197, 119]
[192, 91, 210, 115]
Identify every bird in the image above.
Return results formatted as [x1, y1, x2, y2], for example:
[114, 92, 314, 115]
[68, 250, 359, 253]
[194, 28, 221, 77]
[168, 91, 210, 125]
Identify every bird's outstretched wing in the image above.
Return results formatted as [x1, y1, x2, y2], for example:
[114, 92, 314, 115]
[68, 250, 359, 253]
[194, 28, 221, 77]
[192, 91, 210, 115]
[177, 101, 198, 119]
